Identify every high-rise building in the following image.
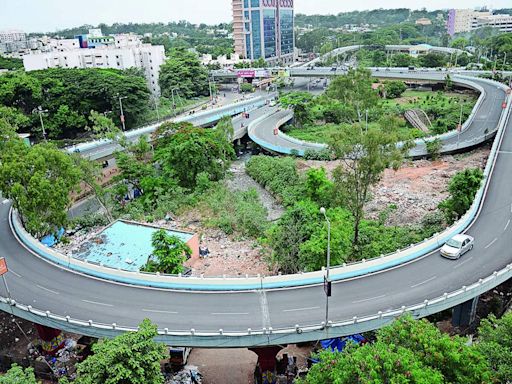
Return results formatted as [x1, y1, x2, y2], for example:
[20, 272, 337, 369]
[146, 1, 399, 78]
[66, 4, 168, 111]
[232, 0, 295, 65]
[446, 9, 498, 35]
[0, 29, 26, 43]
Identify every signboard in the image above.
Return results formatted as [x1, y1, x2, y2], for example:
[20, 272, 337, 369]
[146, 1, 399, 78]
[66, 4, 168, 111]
[506, 88, 511, 95]
[0, 258, 7, 276]
[237, 70, 255, 79]
[503, 102, 507, 109]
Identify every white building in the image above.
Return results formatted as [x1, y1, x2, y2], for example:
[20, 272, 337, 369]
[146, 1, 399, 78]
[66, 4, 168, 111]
[23, 45, 166, 95]
[446, 9, 512, 35]
[0, 29, 26, 43]
[472, 13, 512, 33]
[201, 53, 249, 68]
[114, 34, 142, 48]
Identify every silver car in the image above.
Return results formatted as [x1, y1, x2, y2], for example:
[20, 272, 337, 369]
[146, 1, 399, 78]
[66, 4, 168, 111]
[440, 234, 474, 259]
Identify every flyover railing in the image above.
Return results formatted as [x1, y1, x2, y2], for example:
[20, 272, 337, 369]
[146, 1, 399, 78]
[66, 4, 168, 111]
[1, 260, 511, 345]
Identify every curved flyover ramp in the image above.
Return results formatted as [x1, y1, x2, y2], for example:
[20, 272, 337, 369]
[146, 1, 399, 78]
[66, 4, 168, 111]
[0, 74, 511, 347]
[249, 70, 505, 157]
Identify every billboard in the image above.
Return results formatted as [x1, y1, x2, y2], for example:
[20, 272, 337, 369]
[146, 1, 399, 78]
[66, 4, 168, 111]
[237, 70, 256, 78]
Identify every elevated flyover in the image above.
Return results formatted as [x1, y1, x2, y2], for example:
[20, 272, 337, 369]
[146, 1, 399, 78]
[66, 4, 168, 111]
[0, 70, 510, 347]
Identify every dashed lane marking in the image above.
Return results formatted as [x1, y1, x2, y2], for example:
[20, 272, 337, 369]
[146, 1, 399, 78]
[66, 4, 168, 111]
[36, 285, 59, 295]
[484, 238, 498, 249]
[410, 276, 437, 288]
[211, 312, 249, 315]
[505, 219, 510, 231]
[142, 309, 178, 314]
[283, 306, 320, 312]
[352, 294, 386, 304]
[454, 256, 473, 269]
[81, 299, 113, 307]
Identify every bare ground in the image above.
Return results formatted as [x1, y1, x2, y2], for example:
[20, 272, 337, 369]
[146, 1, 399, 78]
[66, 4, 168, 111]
[297, 146, 490, 226]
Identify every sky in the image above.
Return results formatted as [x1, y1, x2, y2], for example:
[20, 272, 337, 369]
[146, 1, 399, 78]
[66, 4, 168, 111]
[0, 0, 510, 33]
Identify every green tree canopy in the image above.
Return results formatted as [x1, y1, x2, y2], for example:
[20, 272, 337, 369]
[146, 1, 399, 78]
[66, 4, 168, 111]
[0, 136, 81, 237]
[0, 364, 38, 384]
[155, 125, 235, 188]
[73, 319, 166, 384]
[477, 312, 512, 382]
[439, 168, 483, 223]
[159, 48, 209, 99]
[300, 315, 491, 384]
[142, 229, 191, 274]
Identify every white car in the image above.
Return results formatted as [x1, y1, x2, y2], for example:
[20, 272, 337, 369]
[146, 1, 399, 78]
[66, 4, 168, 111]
[440, 234, 474, 260]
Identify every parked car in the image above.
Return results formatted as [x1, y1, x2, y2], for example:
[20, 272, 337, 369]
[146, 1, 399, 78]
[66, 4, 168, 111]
[440, 234, 474, 259]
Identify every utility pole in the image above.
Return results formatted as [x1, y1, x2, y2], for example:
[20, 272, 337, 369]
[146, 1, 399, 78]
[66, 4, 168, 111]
[117, 94, 127, 131]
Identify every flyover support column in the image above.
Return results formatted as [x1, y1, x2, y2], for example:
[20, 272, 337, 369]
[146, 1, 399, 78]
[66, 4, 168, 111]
[451, 296, 479, 327]
[249, 346, 283, 384]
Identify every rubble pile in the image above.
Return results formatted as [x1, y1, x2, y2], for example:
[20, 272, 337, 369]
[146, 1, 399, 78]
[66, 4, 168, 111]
[165, 365, 202, 384]
[298, 148, 490, 226]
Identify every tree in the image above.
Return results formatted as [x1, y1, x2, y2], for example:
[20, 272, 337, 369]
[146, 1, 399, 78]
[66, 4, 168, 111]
[439, 168, 483, 223]
[159, 48, 209, 99]
[142, 229, 191, 274]
[87, 110, 124, 144]
[329, 120, 408, 253]
[240, 83, 254, 93]
[73, 319, 166, 384]
[0, 364, 38, 384]
[300, 315, 491, 384]
[0, 55, 23, 71]
[477, 312, 512, 383]
[279, 91, 314, 128]
[425, 138, 442, 160]
[0, 140, 82, 237]
[382, 80, 407, 99]
[419, 52, 447, 68]
[378, 316, 491, 383]
[47, 105, 87, 139]
[326, 68, 379, 124]
[215, 115, 234, 142]
[299, 342, 443, 384]
[155, 126, 235, 188]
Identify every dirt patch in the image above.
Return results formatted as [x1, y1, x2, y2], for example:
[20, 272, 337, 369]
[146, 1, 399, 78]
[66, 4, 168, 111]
[297, 146, 490, 226]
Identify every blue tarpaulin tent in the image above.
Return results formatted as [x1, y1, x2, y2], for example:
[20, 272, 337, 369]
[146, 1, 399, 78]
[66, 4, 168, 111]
[40, 228, 65, 247]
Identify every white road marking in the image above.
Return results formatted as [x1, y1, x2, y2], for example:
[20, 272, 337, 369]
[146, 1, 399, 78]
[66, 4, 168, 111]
[211, 312, 249, 315]
[259, 290, 271, 329]
[36, 285, 59, 295]
[454, 256, 473, 269]
[9, 270, 21, 278]
[81, 299, 113, 307]
[505, 219, 510, 231]
[283, 306, 320, 312]
[352, 294, 386, 304]
[498, 150, 512, 154]
[410, 276, 437, 288]
[484, 238, 498, 249]
[142, 309, 178, 314]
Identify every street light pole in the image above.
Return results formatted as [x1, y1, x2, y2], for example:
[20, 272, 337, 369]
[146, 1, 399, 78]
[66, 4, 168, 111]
[320, 207, 331, 327]
[36, 106, 48, 141]
[117, 94, 127, 131]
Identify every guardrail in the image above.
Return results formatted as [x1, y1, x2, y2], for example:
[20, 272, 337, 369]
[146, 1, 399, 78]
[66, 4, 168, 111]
[2, 260, 511, 346]
[65, 96, 267, 155]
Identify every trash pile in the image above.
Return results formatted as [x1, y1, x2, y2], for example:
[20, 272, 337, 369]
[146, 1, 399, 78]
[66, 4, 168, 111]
[165, 365, 202, 384]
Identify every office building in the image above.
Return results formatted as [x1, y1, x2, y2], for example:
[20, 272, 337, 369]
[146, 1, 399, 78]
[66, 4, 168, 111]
[232, 0, 295, 65]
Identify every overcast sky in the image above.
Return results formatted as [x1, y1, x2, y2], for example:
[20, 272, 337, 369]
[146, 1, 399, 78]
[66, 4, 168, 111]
[0, 0, 510, 33]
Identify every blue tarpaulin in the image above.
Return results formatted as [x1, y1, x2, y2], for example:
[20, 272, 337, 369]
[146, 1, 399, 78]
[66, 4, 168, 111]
[40, 228, 65, 247]
[320, 334, 366, 352]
